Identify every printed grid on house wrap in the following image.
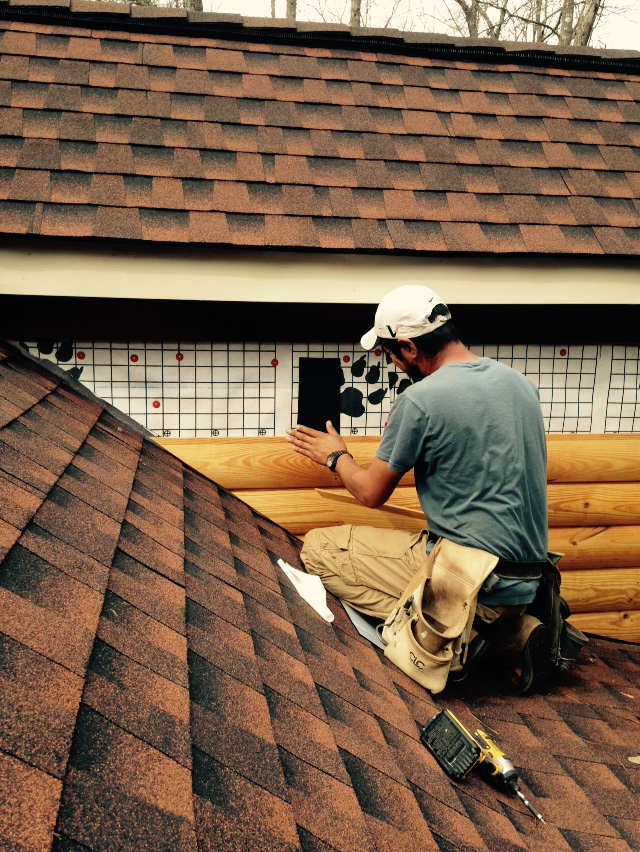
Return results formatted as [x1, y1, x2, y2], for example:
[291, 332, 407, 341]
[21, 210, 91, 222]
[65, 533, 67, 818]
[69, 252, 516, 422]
[607, 346, 640, 433]
[22, 341, 639, 437]
[24, 341, 277, 438]
[470, 344, 599, 434]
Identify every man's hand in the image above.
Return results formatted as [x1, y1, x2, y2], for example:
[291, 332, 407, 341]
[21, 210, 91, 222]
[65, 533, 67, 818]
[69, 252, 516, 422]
[285, 421, 347, 467]
[286, 420, 403, 507]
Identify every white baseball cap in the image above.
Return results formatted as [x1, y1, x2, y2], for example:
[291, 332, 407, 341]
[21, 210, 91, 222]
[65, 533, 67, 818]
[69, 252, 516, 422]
[360, 285, 450, 351]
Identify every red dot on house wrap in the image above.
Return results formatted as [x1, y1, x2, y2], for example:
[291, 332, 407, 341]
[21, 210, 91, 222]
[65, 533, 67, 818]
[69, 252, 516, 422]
[130, 354, 139, 363]
[560, 349, 567, 357]
[343, 355, 350, 363]
[271, 359, 278, 367]
[375, 349, 382, 357]
[77, 352, 85, 360]
[176, 352, 184, 362]
[152, 400, 161, 409]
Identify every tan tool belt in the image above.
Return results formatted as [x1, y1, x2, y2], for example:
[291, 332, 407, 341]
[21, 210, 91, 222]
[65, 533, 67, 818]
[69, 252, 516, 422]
[380, 538, 499, 694]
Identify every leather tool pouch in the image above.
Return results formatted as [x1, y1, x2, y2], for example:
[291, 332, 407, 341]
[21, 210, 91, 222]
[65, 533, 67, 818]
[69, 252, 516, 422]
[380, 538, 499, 693]
[525, 551, 588, 671]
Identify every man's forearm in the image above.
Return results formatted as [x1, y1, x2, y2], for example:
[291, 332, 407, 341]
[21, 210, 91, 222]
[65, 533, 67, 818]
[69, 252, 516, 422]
[334, 454, 401, 509]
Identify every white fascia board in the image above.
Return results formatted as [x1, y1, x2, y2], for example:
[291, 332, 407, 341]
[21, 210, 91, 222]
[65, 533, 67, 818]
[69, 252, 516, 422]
[1, 242, 639, 304]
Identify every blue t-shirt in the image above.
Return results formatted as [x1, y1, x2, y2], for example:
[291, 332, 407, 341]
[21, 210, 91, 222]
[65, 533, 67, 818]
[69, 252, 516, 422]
[377, 359, 548, 605]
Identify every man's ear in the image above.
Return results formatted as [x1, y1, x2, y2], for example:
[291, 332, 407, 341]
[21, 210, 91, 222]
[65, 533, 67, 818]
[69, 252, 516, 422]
[398, 338, 418, 359]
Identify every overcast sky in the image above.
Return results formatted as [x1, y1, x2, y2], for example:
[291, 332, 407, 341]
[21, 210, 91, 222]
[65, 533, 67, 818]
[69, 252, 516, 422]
[204, 0, 640, 51]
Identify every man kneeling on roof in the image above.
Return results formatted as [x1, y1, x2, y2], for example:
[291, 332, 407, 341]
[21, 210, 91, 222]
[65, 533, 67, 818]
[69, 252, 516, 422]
[286, 285, 554, 695]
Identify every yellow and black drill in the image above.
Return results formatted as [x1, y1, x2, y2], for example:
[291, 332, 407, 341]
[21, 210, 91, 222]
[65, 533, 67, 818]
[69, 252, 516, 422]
[421, 708, 546, 824]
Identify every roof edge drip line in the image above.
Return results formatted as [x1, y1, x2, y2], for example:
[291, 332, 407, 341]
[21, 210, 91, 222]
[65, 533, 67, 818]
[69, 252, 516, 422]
[1, 5, 640, 74]
[8, 339, 154, 439]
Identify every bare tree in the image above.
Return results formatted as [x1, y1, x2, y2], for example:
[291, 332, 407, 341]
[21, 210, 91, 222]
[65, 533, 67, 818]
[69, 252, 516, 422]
[299, 0, 413, 29]
[568, 0, 602, 43]
[131, 0, 203, 9]
[297, 0, 629, 44]
[418, 0, 609, 44]
[127, 0, 628, 47]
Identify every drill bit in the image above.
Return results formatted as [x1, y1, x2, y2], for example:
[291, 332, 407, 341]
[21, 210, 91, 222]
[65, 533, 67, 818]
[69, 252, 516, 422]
[515, 788, 546, 824]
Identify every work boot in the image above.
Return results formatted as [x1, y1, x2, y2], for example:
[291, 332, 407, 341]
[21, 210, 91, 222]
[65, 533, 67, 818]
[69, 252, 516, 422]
[483, 614, 552, 695]
[505, 615, 552, 694]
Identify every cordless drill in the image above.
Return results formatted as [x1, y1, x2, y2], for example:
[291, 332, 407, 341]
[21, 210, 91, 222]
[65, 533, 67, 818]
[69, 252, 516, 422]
[420, 709, 546, 824]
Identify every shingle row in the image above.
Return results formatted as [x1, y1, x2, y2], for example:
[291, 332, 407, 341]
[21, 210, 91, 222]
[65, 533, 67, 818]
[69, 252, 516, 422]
[3, 198, 640, 252]
[5, 106, 640, 161]
[2, 68, 639, 127]
[2, 57, 639, 119]
[5, 155, 640, 193]
[1, 23, 638, 102]
[3, 170, 640, 223]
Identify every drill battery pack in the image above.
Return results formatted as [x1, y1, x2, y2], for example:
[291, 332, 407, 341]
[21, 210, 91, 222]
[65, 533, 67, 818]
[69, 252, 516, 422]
[420, 709, 481, 781]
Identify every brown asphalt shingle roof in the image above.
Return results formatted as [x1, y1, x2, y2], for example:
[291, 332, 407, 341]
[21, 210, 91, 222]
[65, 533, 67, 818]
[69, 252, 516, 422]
[0, 5, 639, 253]
[1, 337, 640, 850]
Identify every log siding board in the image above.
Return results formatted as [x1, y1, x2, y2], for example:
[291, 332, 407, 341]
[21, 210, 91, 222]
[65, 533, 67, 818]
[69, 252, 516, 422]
[237, 486, 640, 536]
[546, 435, 640, 484]
[156, 436, 401, 491]
[251, 482, 640, 528]
[568, 611, 640, 644]
[548, 526, 640, 571]
[547, 483, 640, 527]
[157, 435, 640, 489]
[235, 488, 424, 535]
[559, 568, 640, 614]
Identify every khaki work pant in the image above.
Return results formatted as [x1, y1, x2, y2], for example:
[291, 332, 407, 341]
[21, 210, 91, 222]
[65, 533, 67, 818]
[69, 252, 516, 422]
[301, 524, 532, 658]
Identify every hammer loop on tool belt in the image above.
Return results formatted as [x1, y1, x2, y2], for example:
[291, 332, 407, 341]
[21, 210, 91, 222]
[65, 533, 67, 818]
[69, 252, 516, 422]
[380, 538, 499, 694]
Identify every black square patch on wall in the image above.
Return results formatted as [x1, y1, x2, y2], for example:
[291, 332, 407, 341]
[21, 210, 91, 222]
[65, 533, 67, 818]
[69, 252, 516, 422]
[297, 357, 342, 433]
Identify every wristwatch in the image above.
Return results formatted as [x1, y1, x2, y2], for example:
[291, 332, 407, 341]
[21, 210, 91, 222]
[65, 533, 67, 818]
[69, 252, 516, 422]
[326, 450, 352, 472]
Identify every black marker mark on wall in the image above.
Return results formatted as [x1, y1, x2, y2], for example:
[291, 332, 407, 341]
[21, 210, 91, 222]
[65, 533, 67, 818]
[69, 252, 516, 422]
[37, 341, 55, 355]
[55, 341, 74, 362]
[397, 378, 412, 395]
[67, 366, 84, 380]
[388, 372, 398, 389]
[365, 364, 380, 384]
[350, 355, 366, 378]
[340, 387, 365, 418]
[368, 388, 387, 405]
